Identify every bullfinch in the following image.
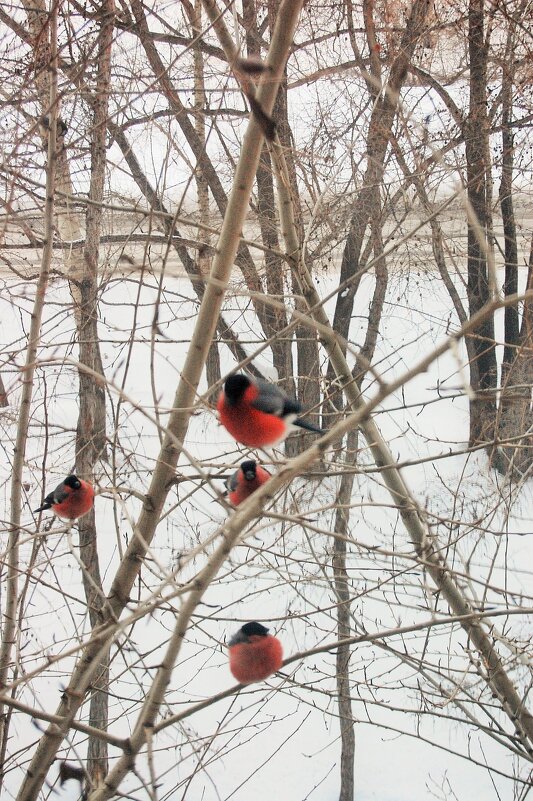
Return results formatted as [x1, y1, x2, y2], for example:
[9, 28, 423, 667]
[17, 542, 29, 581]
[228, 621, 283, 684]
[34, 474, 95, 521]
[226, 460, 271, 506]
[217, 373, 324, 448]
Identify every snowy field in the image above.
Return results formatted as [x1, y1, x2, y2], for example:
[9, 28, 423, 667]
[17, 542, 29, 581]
[1, 236, 533, 800]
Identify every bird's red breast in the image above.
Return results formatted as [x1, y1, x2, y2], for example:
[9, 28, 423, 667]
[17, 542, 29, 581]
[53, 480, 95, 520]
[229, 634, 283, 684]
[217, 383, 287, 447]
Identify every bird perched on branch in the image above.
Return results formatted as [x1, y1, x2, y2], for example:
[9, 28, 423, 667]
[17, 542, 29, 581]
[228, 622, 283, 684]
[34, 474, 94, 522]
[226, 460, 271, 506]
[38, 115, 68, 144]
[217, 373, 324, 448]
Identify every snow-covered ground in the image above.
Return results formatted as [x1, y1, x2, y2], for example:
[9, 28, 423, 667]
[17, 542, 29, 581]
[1, 242, 533, 800]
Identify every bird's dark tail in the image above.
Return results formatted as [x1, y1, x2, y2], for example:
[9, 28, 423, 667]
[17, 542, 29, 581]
[294, 418, 326, 435]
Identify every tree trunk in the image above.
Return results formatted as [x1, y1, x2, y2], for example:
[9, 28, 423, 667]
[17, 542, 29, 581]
[267, 0, 321, 454]
[491, 17, 533, 476]
[186, 0, 221, 392]
[243, 0, 294, 384]
[333, 430, 358, 801]
[493, 235, 533, 477]
[465, 0, 497, 445]
[75, 0, 114, 787]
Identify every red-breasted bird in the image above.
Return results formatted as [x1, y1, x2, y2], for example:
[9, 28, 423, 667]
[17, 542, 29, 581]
[226, 459, 271, 506]
[217, 373, 324, 448]
[228, 621, 283, 684]
[34, 475, 95, 521]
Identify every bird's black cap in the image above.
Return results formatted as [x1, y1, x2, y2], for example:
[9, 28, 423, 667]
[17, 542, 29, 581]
[241, 460, 257, 481]
[241, 621, 269, 638]
[64, 475, 81, 489]
[228, 621, 269, 647]
[224, 374, 252, 405]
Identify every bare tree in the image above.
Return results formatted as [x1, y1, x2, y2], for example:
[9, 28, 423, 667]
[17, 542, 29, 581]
[2, 2, 533, 801]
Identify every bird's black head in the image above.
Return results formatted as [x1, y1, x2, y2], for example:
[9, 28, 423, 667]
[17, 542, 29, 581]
[241, 621, 269, 638]
[64, 475, 81, 490]
[241, 460, 257, 481]
[224, 373, 252, 406]
[229, 620, 269, 647]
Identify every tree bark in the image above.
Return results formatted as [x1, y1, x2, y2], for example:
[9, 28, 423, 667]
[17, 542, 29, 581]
[75, 0, 114, 786]
[267, 0, 321, 454]
[243, 0, 293, 384]
[493, 236, 533, 477]
[184, 0, 221, 392]
[333, 430, 358, 801]
[465, 0, 497, 445]
[490, 15, 533, 476]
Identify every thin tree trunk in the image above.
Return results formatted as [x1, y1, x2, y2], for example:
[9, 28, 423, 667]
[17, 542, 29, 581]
[500, 72, 519, 373]
[490, 17, 533, 476]
[494, 234, 533, 477]
[274, 75, 321, 450]
[75, 0, 114, 787]
[185, 0, 221, 391]
[465, 0, 497, 445]
[267, 0, 320, 454]
[333, 430, 358, 801]
[243, 0, 293, 383]
[357, 191, 387, 372]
